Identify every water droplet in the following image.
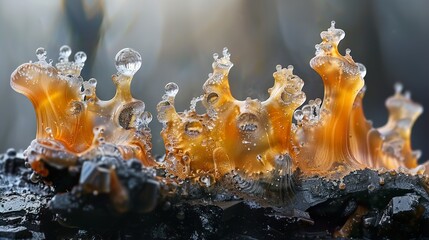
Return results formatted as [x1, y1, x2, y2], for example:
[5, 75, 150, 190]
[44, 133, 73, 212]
[206, 92, 219, 104]
[367, 184, 375, 191]
[345, 48, 351, 55]
[200, 175, 212, 187]
[281, 90, 293, 104]
[314, 98, 322, 106]
[115, 48, 142, 76]
[185, 121, 203, 136]
[330, 20, 336, 29]
[30, 172, 41, 183]
[237, 113, 259, 132]
[35, 47, 47, 62]
[294, 110, 304, 122]
[88, 78, 97, 85]
[45, 127, 53, 138]
[68, 101, 84, 115]
[213, 53, 219, 60]
[141, 111, 153, 125]
[165, 82, 179, 97]
[118, 102, 145, 129]
[276, 64, 282, 72]
[357, 63, 366, 78]
[222, 47, 230, 59]
[74, 51, 87, 64]
[394, 83, 403, 94]
[59, 45, 72, 62]
[287, 65, 294, 70]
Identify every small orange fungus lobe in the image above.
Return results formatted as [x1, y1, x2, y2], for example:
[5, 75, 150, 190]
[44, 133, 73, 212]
[158, 47, 306, 180]
[158, 22, 426, 180]
[11, 46, 155, 176]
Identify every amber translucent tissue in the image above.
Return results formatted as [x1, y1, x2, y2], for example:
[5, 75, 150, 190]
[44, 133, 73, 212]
[11, 47, 155, 176]
[159, 22, 425, 180]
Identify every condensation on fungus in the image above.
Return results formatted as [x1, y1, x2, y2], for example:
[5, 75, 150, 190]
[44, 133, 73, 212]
[158, 21, 426, 180]
[11, 46, 155, 177]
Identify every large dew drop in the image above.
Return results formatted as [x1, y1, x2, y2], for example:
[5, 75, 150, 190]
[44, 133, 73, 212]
[35, 47, 47, 62]
[165, 82, 179, 97]
[74, 51, 87, 64]
[115, 48, 142, 77]
[59, 45, 72, 62]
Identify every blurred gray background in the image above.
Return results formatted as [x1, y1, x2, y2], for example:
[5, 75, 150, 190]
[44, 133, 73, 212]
[0, 0, 428, 163]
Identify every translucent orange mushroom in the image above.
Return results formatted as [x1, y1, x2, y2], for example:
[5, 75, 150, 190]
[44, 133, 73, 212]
[11, 46, 155, 177]
[158, 48, 305, 181]
[158, 21, 426, 180]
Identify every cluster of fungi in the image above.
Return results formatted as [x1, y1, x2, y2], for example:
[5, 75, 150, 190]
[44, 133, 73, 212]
[10, 22, 428, 190]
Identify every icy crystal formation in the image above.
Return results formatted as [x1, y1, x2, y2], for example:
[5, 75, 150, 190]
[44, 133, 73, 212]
[11, 46, 155, 177]
[159, 21, 426, 180]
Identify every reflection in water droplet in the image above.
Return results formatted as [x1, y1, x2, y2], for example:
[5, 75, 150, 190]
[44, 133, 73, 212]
[141, 111, 153, 125]
[213, 53, 219, 60]
[237, 113, 259, 132]
[115, 48, 142, 76]
[59, 45, 72, 62]
[206, 92, 219, 105]
[294, 110, 304, 122]
[165, 82, 179, 97]
[185, 121, 203, 136]
[35, 47, 47, 62]
[74, 51, 87, 64]
[68, 101, 84, 115]
[88, 78, 97, 85]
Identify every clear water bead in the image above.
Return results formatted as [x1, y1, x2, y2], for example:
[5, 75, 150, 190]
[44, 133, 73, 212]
[35, 47, 47, 61]
[165, 82, 179, 96]
[74, 51, 87, 64]
[213, 53, 219, 60]
[222, 47, 230, 59]
[141, 111, 153, 124]
[345, 48, 351, 55]
[115, 48, 142, 76]
[356, 63, 367, 78]
[59, 45, 72, 62]
[394, 82, 403, 94]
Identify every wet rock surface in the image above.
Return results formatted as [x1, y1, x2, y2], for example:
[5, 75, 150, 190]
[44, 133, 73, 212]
[0, 149, 428, 239]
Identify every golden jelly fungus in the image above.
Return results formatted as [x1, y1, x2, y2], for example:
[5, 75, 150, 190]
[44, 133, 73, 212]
[157, 47, 305, 181]
[158, 21, 426, 180]
[11, 46, 155, 176]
